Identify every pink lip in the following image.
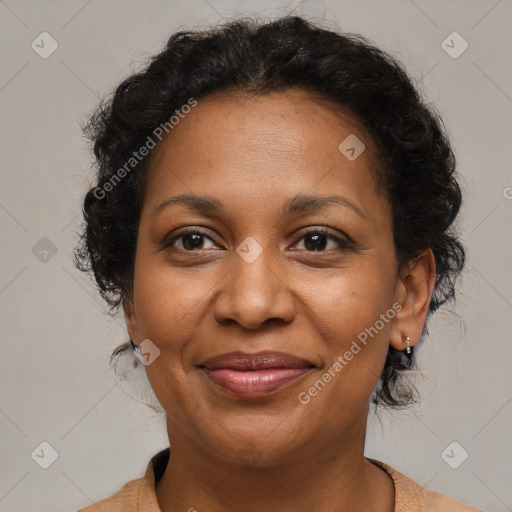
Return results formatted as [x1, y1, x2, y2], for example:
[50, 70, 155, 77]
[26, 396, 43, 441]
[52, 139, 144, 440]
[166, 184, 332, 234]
[199, 351, 314, 398]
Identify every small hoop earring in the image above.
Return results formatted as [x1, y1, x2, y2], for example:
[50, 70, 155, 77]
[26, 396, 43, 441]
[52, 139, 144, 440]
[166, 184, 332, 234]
[401, 333, 411, 354]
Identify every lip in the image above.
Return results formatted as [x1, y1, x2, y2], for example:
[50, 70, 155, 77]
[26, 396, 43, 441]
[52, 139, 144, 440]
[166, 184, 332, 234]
[199, 351, 315, 398]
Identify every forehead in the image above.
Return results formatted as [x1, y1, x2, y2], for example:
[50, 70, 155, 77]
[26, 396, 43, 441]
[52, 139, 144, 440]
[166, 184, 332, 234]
[142, 89, 388, 225]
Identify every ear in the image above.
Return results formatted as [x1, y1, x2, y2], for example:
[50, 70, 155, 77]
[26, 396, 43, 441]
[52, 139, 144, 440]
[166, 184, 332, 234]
[123, 295, 141, 345]
[389, 248, 436, 352]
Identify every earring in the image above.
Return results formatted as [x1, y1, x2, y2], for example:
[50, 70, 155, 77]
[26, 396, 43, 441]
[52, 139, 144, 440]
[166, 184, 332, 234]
[401, 333, 411, 354]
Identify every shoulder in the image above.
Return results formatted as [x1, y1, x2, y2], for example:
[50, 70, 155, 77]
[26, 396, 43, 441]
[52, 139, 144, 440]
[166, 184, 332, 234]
[75, 476, 145, 511]
[75, 447, 169, 511]
[367, 458, 483, 512]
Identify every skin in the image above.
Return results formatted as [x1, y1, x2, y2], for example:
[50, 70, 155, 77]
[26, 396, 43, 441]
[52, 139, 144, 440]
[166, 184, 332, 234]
[123, 88, 436, 512]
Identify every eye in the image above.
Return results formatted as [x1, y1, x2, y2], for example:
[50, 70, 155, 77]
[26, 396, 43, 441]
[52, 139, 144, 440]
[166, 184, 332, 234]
[161, 228, 219, 251]
[292, 228, 353, 252]
[160, 226, 354, 253]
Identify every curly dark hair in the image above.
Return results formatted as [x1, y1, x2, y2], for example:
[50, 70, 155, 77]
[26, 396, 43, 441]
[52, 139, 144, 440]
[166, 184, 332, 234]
[73, 14, 465, 409]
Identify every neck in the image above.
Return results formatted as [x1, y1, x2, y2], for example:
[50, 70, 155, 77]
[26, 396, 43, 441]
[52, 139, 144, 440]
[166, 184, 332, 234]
[155, 413, 395, 512]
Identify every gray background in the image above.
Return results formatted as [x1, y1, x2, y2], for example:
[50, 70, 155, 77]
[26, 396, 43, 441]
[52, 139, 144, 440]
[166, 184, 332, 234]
[1, 1, 511, 511]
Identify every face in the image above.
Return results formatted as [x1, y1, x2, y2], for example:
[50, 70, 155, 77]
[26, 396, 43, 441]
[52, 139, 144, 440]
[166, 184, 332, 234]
[124, 89, 427, 466]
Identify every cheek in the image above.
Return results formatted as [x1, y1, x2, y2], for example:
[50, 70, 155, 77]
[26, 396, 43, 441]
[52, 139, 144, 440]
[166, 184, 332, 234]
[133, 263, 205, 416]
[311, 267, 396, 393]
[297, 288, 394, 427]
[133, 260, 213, 341]
[316, 261, 396, 335]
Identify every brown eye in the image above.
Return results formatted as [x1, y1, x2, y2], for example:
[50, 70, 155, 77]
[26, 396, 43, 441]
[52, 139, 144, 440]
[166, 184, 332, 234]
[292, 229, 353, 252]
[161, 229, 219, 251]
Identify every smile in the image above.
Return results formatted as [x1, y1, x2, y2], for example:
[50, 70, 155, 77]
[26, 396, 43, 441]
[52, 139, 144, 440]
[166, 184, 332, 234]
[198, 351, 315, 398]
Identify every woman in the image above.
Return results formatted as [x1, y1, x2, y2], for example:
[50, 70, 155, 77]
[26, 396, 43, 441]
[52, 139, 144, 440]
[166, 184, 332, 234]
[74, 15, 481, 512]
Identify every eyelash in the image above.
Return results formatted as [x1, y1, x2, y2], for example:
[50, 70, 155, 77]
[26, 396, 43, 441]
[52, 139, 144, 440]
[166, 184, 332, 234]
[160, 226, 355, 253]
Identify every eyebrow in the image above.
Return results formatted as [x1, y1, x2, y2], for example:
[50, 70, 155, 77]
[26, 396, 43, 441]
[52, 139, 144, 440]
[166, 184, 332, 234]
[152, 193, 368, 220]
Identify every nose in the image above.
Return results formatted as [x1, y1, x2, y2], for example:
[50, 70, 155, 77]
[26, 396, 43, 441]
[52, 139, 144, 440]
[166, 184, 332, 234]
[213, 245, 295, 330]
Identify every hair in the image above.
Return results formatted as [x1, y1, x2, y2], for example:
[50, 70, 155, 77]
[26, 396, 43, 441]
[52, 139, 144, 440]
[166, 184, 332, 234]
[74, 14, 465, 409]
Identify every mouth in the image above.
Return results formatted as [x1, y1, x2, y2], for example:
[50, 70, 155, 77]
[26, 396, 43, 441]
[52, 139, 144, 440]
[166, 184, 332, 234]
[198, 351, 315, 398]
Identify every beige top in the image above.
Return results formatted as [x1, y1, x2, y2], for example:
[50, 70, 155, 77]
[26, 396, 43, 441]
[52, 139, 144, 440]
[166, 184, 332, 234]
[77, 448, 482, 511]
